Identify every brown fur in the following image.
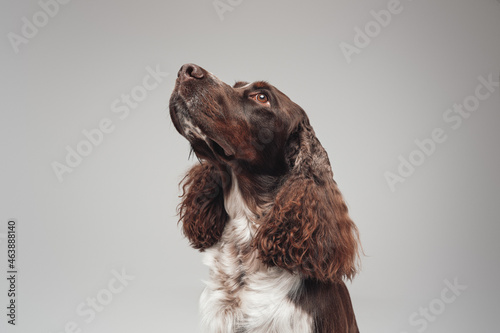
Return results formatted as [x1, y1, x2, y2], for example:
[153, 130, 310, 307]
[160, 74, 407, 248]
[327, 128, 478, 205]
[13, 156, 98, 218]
[178, 163, 228, 250]
[170, 63, 361, 332]
[254, 121, 360, 282]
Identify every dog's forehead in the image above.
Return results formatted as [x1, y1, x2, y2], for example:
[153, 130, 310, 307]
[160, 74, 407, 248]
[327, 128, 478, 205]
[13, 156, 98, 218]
[253, 81, 272, 90]
[232, 81, 276, 92]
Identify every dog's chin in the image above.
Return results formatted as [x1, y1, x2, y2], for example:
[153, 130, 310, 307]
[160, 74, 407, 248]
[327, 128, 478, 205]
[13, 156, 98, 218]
[188, 138, 216, 161]
[169, 94, 189, 135]
[170, 87, 235, 162]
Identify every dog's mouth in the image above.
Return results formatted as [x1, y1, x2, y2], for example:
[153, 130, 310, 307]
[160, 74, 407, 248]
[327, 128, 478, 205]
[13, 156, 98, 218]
[170, 65, 237, 162]
[206, 137, 235, 161]
[184, 134, 236, 162]
[170, 96, 235, 161]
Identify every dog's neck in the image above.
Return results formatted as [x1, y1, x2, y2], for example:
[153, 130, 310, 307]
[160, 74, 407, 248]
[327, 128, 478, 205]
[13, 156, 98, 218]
[220, 166, 283, 219]
[223, 173, 253, 221]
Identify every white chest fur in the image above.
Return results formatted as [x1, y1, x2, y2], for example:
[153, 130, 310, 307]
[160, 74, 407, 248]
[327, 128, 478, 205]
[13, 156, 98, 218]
[198, 177, 312, 333]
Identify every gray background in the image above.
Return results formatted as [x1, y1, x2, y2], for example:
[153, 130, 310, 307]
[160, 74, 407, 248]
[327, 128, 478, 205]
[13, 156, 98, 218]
[1, 0, 499, 332]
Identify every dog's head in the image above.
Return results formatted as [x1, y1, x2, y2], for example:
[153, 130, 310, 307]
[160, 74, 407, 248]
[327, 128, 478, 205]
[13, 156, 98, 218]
[170, 64, 360, 282]
[170, 63, 306, 173]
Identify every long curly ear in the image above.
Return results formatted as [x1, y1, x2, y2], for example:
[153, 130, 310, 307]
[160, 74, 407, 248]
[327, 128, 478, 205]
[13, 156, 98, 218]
[254, 122, 360, 282]
[178, 162, 228, 251]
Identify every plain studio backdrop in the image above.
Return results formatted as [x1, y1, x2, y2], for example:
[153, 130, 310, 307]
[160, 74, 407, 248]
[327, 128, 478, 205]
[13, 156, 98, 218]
[1, 0, 499, 332]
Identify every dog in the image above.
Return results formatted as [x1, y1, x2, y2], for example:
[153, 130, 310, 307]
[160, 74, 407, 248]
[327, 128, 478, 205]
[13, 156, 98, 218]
[169, 63, 361, 333]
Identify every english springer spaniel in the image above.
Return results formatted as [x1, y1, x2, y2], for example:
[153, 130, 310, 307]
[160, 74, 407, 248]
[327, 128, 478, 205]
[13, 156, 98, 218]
[169, 64, 361, 333]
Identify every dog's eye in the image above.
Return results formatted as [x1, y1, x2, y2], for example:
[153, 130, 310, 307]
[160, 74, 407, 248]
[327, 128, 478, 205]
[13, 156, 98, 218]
[251, 93, 270, 105]
[257, 94, 268, 103]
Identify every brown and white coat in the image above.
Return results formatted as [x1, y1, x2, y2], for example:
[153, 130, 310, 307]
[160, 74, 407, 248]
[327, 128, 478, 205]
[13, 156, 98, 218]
[169, 64, 361, 333]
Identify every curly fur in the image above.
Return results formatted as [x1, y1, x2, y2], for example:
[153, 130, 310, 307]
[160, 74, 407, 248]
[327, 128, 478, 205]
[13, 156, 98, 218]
[170, 63, 361, 332]
[254, 121, 359, 282]
[178, 163, 228, 250]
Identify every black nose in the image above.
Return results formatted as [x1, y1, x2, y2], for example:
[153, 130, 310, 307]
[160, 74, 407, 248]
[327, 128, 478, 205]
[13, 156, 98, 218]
[177, 63, 204, 81]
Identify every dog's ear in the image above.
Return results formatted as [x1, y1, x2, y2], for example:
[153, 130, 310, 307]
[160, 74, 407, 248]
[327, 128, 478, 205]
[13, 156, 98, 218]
[254, 121, 360, 282]
[178, 163, 228, 251]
